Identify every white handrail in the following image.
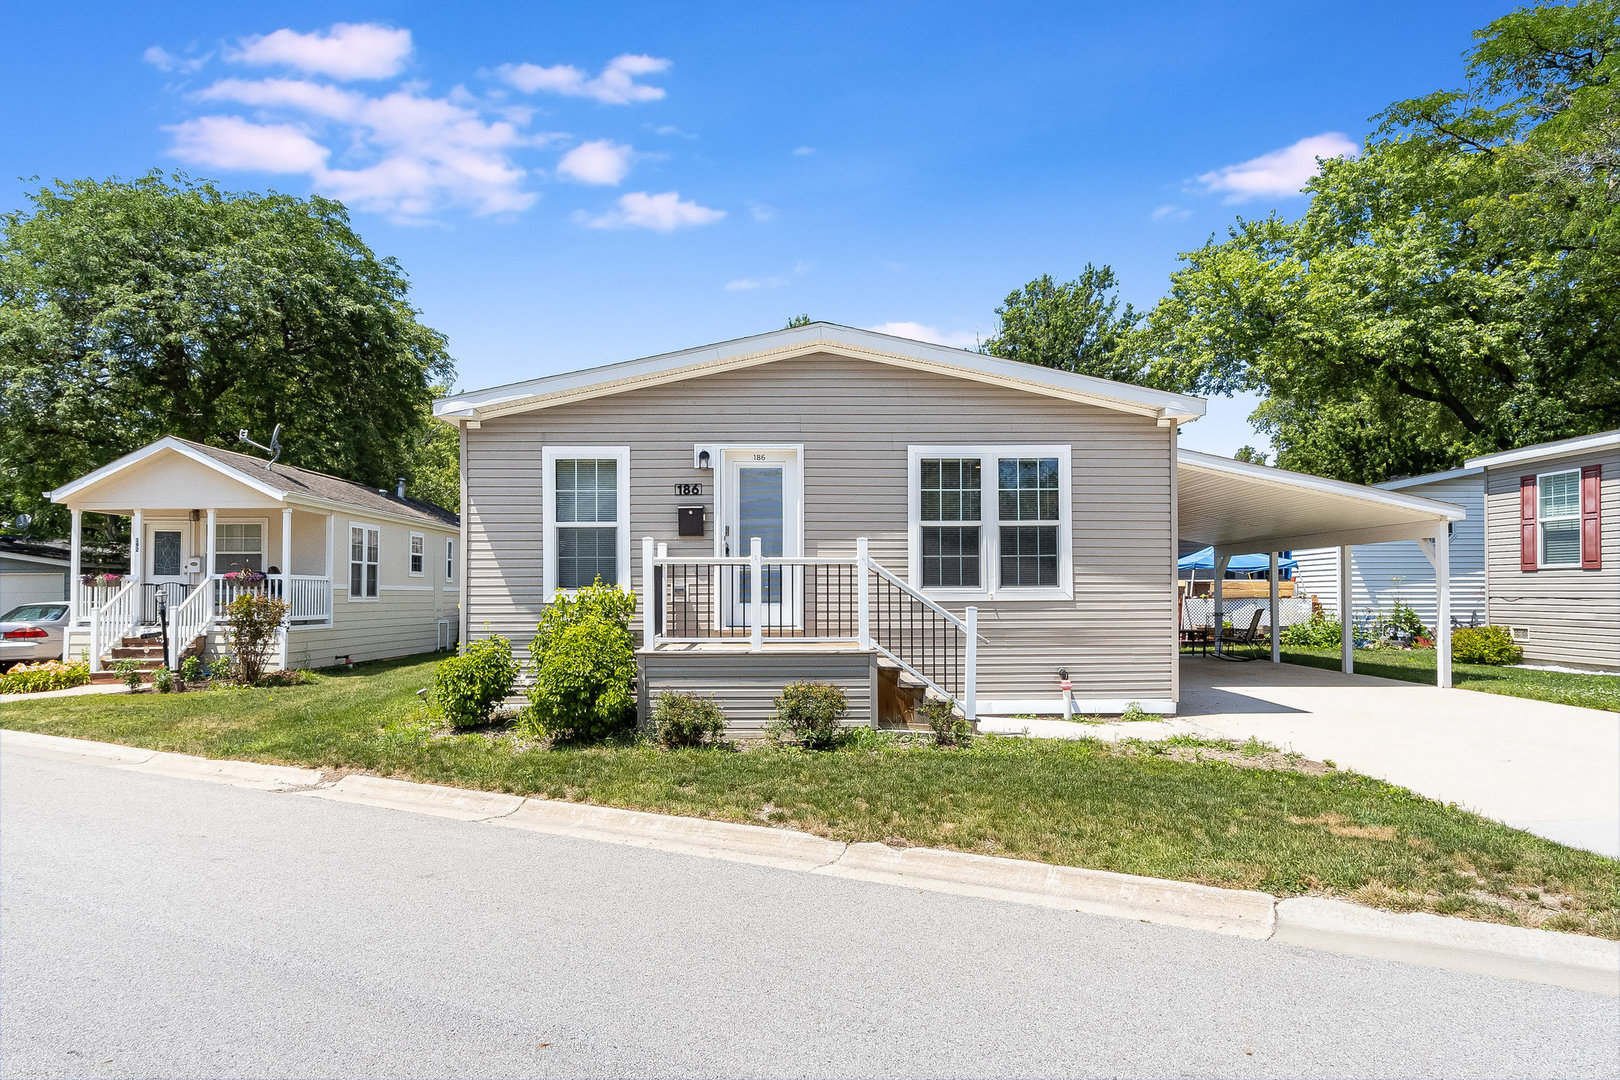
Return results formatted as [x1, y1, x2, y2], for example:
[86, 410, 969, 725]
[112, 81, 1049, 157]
[167, 579, 214, 668]
[286, 575, 331, 622]
[89, 580, 139, 672]
[867, 559, 988, 641]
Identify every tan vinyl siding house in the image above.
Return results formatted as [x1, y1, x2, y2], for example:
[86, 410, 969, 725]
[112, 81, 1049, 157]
[1472, 432, 1620, 670]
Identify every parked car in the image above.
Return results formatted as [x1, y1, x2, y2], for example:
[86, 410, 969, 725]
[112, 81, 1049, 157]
[0, 602, 69, 669]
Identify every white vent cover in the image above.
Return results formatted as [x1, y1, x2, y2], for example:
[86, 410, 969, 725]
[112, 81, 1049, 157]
[1510, 626, 1530, 641]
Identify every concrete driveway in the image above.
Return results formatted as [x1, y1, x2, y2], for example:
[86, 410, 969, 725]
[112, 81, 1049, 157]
[1178, 656, 1620, 859]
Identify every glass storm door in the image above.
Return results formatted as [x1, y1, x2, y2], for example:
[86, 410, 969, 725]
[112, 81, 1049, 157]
[720, 449, 801, 629]
[145, 525, 189, 623]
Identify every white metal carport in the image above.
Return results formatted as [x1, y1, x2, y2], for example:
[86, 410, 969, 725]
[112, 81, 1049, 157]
[1177, 450, 1468, 687]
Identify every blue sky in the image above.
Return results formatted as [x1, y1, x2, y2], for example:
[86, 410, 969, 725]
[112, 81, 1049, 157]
[5, 1, 1504, 454]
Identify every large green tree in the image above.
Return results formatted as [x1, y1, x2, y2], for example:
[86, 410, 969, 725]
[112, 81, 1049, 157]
[0, 173, 456, 534]
[981, 264, 1150, 383]
[1142, 0, 1620, 482]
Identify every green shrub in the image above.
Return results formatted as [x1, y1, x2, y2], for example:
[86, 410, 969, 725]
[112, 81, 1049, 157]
[1452, 625, 1523, 665]
[179, 655, 203, 682]
[524, 582, 638, 742]
[0, 659, 90, 694]
[1119, 701, 1152, 723]
[258, 669, 313, 687]
[771, 681, 851, 749]
[151, 667, 174, 693]
[208, 657, 233, 681]
[1282, 610, 1343, 648]
[224, 592, 288, 685]
[1386, 600, 1426, 639]
[916, 697, 972, 747]
[433, 635, 518, 728]
[112, 657, 144, 690]
[652, 692, 729, 748]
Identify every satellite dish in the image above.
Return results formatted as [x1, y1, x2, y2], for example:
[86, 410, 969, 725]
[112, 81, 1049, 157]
[238, 425, 285, 468]
[12, 513, 31, 531]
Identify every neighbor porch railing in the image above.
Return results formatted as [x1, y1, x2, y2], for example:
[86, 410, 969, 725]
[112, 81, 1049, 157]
[642, 536, 980, 718]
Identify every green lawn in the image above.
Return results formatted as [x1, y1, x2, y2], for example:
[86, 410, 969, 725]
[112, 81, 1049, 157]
[4, 654, 1617, 938]
[1217, 645, 1619, 711]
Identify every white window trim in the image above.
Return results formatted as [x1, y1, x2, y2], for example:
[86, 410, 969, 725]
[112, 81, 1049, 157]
[445, 537, 455, 583]
[906, 444, 1073, 602]
[347, 521, 381, 602]
[542, 445, 631, 597]
[1537, 467, 1583, 569]
[408, 531, 426, 577]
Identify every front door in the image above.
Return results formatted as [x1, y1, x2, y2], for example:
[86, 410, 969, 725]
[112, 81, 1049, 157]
[144, 524, 190, 623]
[719, 448, 801, 630]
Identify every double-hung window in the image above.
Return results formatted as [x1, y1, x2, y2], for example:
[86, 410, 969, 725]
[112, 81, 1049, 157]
[446, 538, 455, 583]
[1539, 469, 1582, 567]
[349, 524, 380, 600]
[544, 447, 630, 595]
[409, 532, 425, 576]
[909, 446, 1071, 598]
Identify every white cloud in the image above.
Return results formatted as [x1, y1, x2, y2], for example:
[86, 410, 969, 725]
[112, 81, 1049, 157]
[229, 23, 413, 81]
[746, 201, 778, 222]
[143, 45, 209, 74]
[1196, 132, 1358, 202]
[557, 139, 634, 185]
[791, 145, 815, 156]
[167, 116, 330, 173]
[497, 54, 670, 104]
[1151, 203, 1191, 222]
[653, 124, 696, 138]
[582, 191, 724, 231]
[724, 261, 809, 291]
[864, 322, 980, 350]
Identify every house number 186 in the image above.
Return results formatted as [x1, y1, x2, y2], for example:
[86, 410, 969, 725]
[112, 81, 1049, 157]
[674, 483, 702, 496]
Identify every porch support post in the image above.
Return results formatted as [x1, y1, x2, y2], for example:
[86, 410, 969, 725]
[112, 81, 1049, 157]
[1339, 545, 1354, 674]
[279, 508, 292, 664]
[1434, 525, 1452, 689]
[129, 510, 142, 581]
[205, 508, 216, 617]
[963, 606, 978, 721]
[1269, 551, 1281, 664]
[641, 537, 656, 648]
[856, 537, 871, 651]
[324, 513, 335, 621]
[1212, 552, 1230, 656]
[68, 506, 82, 624]
[749, 536, 763, 652]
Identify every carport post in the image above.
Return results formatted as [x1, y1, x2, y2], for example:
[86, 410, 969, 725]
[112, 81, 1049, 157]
[1339, 546, 1354, 674]
[1435, 525, 1452, 689]
[1269, 551, 1280, 664]
[1212, 552, 1230, 656]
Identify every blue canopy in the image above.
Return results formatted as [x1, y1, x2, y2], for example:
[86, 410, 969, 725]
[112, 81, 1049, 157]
[1178, 546, 1297, 574]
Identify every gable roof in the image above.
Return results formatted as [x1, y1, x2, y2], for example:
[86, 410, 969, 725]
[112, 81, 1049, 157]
[1464, 429, 1620, 471]
[49, 437, 458, 528]
[434, 322, 1207, 425]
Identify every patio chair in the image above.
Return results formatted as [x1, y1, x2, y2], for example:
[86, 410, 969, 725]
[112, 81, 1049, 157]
[1216, 609, 1264, 661]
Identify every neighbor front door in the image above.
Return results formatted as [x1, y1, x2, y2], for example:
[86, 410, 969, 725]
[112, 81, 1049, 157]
[719, 448, 801, 630]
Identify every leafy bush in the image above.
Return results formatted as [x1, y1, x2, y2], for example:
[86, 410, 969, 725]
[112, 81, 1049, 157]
[1452, 625, 1523, 665]
[916, 697, 972, 747]
[1386, 600, 1426, 639]
[179, 654, 204, 682]
[1119, 701, 1152, 723]
[208, 656, 233, 682]
[652, 692, 729, 748]
[114, 658, 145, 690]
[1281, 610, 1343, 648]
[524, 582, 638, 742]
[257, 669, 313, 687]
[224, 592, 288, 685]
[151, 667, 174, 693]
[771, 681, 851, 749]
[433, 635, 517, 728]
[0, 659, 90, 694]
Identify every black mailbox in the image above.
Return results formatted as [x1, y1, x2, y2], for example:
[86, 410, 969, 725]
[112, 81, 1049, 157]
[677, 504, 706, 537]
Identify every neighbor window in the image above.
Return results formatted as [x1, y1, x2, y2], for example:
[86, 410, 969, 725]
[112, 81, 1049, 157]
[409, 532, 425, 576]
[1539, 469, 1582, 567]
[349, 524, 380, 600]
[909, 446, 1070, 597]
[214, 522, 263, 575]
[446, 538, 455, 582]
[545, 448, 630, 594]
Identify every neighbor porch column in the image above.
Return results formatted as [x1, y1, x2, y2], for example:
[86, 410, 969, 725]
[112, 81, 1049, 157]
[205, 508, 216, 613]
[67, 508, 82, 658]
[129, 509, 142, 581]
[1212, 552, 1230, 656]
[1269, 551, 1281, 664]
[1435, 525, 1452, 689]
[1339, 545, 1354, 674]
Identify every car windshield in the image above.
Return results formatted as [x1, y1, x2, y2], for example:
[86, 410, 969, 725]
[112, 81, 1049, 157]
[2, 604, 67, 622]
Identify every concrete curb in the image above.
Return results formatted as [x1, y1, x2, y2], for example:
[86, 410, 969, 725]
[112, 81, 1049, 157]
[1273, 897, 1620, 996]
[4, 727, 1616, 995]
[815, 842, 1276, 939]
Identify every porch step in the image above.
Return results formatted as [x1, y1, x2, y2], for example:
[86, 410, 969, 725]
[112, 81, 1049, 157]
[89, 664, 162, 684]
[109, 644, 166, 660]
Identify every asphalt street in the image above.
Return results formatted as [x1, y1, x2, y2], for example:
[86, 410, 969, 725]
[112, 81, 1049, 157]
[3, 751, 1617, 1078]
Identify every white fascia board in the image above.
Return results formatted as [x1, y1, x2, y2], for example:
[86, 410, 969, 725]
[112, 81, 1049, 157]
[1376, 466, 1483, 490]
[1464, 430, 1620, 471]
[279, 494, 456, 533]
[0, 551, 71, 567]
[49, 437, 288, 504]
[433, 322, 1208, 424]
[1178, 449, 1468, 521]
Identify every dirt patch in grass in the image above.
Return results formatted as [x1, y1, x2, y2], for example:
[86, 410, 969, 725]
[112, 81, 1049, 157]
[1290, 813, 1399, 841]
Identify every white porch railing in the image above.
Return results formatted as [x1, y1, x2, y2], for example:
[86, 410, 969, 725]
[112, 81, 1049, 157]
[74, 580, 127, 624]
[642, 536, 981, 719]
[166, 581, 213, 668]
[213, 576, 331, 624]
[88, 580, 140, 673]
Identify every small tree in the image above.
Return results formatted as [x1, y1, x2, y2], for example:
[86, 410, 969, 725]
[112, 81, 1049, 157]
[524, 581, 638, 742]
[225, 592, 288, 685]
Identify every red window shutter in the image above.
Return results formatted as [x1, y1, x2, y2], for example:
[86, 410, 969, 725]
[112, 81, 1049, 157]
[1520, 475, 1538, 572]
[1581, 464, 1602, 570]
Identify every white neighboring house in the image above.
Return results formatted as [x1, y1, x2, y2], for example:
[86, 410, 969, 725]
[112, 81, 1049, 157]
[0, 537, 71, 611]
[1293, 468, 1488, 633]
[49, 437, 460, 672]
